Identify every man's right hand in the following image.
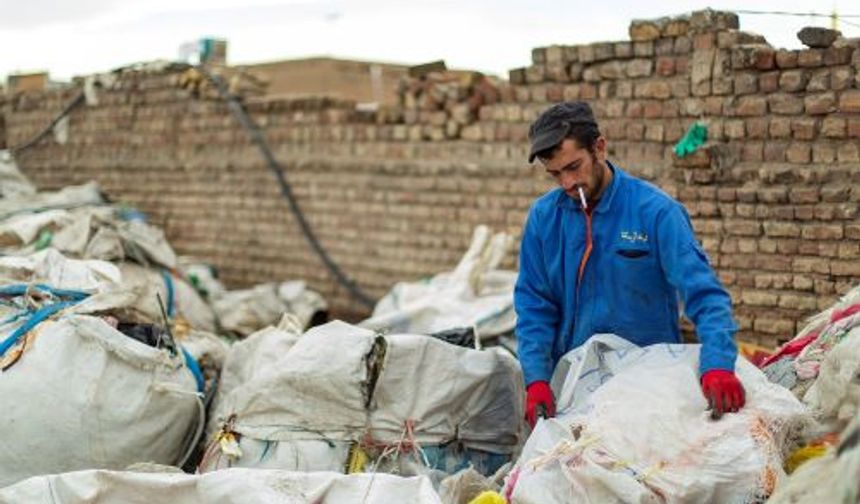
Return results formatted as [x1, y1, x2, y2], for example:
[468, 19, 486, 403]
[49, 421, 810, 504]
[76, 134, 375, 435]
[525, 381, 556, 428]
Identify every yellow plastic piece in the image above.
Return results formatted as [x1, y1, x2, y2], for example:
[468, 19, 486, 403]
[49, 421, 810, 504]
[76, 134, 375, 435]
[346, 444, 368, 474]
[785, 444, 829, 473]
[218, 432, 243, 459]
[468, 491, 506, 504]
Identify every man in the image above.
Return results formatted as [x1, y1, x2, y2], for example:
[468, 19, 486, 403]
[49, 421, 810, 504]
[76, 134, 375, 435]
[515, 101, 744, 427]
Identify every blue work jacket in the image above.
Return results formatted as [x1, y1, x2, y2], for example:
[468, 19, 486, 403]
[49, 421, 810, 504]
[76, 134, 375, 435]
[514, 162, 738, 385]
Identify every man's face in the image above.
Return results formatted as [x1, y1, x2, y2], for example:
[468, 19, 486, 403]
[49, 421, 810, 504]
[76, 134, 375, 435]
[540, 137, 610, 205]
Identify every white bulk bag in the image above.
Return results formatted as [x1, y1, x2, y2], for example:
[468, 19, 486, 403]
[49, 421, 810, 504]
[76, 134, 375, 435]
[0, 468, 443, 504]
[0, 248, 121, 293]
[361, 225, 516, 340]
[0, 315, 202, 487]
[202, 321, 523, 474]
[507, 334, 809, 504]
[113, 263, 217, 333]
[212, 281, 327, 337]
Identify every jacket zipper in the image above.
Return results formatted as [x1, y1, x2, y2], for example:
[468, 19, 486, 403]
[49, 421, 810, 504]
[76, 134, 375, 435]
[571, 208, 594, 339]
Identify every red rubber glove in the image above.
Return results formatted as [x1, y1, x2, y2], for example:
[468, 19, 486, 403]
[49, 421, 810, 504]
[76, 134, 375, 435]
[701, 370, 745, 419]
[525, 381, 555, 428]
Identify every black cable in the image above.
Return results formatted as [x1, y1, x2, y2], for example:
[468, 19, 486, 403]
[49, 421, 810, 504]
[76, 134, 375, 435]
[198, 67, 377, 309]
[8, 91, 86, 154]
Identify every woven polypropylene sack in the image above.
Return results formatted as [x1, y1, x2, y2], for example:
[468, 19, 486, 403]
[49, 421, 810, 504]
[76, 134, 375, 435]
[506, 334, 809, 504]
[0, 468, 443, 504]
[0, 315, 201, 487]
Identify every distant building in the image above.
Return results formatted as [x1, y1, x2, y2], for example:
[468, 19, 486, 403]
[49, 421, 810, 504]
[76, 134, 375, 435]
[239, 56, 409, 105]
[6, 72, 50, 93]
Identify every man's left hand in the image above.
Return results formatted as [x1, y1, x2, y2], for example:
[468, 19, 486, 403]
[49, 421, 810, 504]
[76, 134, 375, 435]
[701, 369, 745, 418]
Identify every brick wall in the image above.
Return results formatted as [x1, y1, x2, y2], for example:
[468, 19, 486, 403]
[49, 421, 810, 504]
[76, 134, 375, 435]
[2, 9, 858, 346]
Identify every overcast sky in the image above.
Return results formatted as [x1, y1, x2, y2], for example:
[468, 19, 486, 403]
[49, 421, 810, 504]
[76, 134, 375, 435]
[1, 0, 857, 81]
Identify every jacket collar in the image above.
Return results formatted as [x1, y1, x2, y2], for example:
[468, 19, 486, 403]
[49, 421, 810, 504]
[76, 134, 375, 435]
[555, 160, 623, 214]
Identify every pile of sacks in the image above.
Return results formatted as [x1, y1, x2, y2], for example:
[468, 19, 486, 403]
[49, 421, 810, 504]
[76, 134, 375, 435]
[758, 284, 860, 502]
[0, 152, 326, 489]
[201, 319, 524, 480]
[361, 225, 517, 351]
[0, 155, 220, 486]
[0, 152, 525, 503]
[761, 284, 860, 427]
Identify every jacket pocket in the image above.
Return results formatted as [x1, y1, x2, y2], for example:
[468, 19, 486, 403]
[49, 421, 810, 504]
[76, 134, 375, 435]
[616, 248, 650, 259]
[608, 246, 666, 330]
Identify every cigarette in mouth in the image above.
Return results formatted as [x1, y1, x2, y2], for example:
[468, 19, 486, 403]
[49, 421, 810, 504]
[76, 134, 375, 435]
[577, 186, 588, 210]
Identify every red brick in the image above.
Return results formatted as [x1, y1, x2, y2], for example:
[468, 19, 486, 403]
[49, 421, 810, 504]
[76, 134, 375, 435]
[823, 46, 853, 66]
[831, 260, 860, 277]
[704, 97, 725, 115]
[732, 95, 767, 116]
[626, 59, 653, 78]
[733, 72, 758, 94]
[756, 318, 797, 337]
[769, 117, 792, 138]
[759, 71, 779, 92]
[642, 100, 662, 118]
[580, 83, 598, 99]
[805, 92, 837, 115]
[775, 50, 798, 69]
[779, 70, 809, 92]
[777, 238, 800, 254]
[742, 290, 779, 307]
[764, 221, 800, 237]
[742, 142, 764, 161]
[763, 142, 787, 161]
[724, 120, 745, 139]
[790, 119, 817, 140]
[797, 49, 824, 67]
[807, 69, 831, 92]
[626, 123, 645, 140]
[655, 56, 675, 76]
[745, 118, 768, 139]
[634, 81, 672, 99]
[768, 94, 804, 115]
[644, 124, 665, 142]
[838, 142, 860, 163]
[801, 224, 844, 240]
[725, 220, 762, 236]
[754, 47, 776, 70]
[821, 117, 846, 138]
[832, 67, 854, 90]
[546, 84, 564, 101]
[848, 119, 860, 137]
[737, 188, 758, 203]
[812, 142, 838, 163]
[839, 90, 860, 113]
[814, 205, 837, 221]
[789, 187, 819, 203]
[795, 206, 816, 220]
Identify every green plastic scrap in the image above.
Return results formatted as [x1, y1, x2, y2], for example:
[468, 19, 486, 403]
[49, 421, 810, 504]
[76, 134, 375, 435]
[673, 121, 708, 158]
[34, 229, 53, 251]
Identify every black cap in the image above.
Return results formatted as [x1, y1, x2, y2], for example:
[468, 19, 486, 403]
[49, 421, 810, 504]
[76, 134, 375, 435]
[527, 101, 597, 163]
